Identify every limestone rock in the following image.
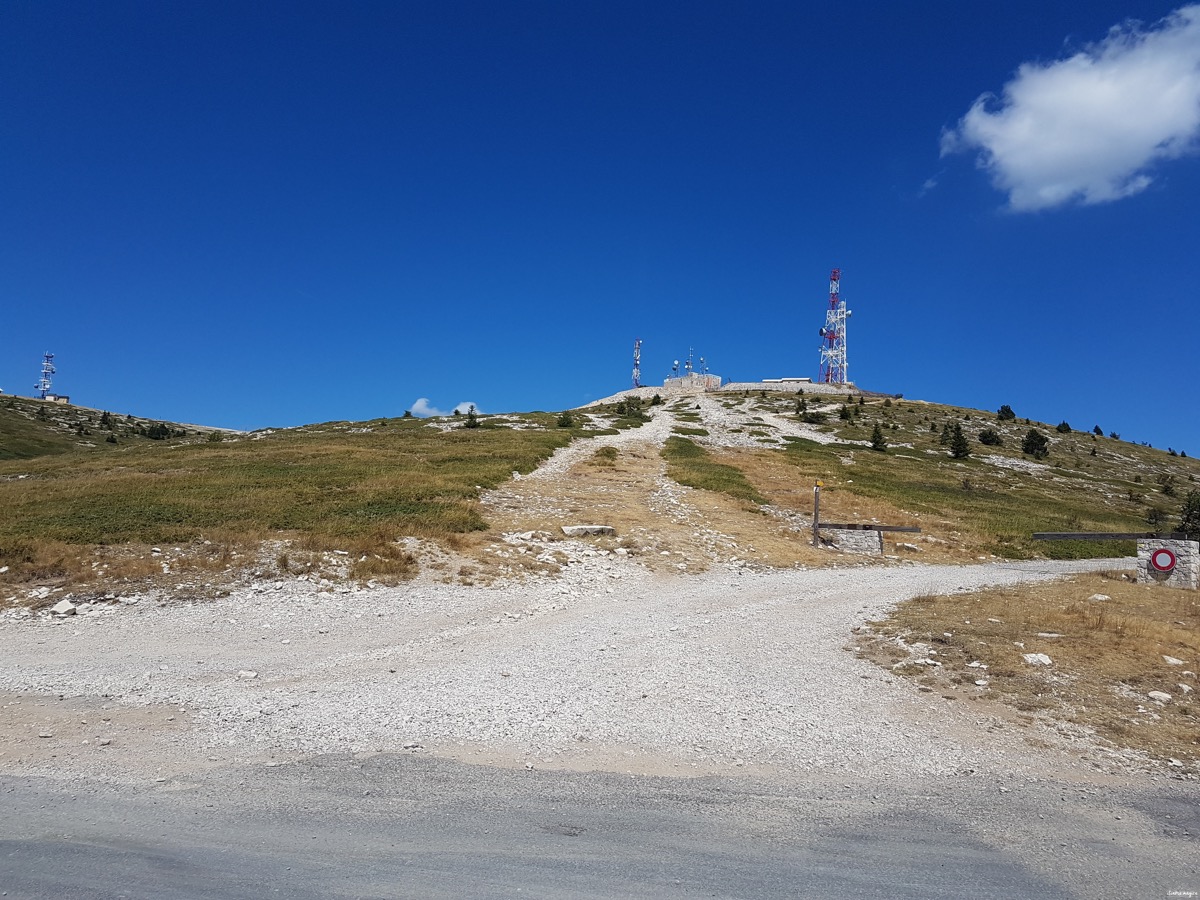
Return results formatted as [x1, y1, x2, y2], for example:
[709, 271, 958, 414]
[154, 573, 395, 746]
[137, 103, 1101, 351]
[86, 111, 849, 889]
[1022, 652, 1053, 667]
[561, 525, 616, 537]
[50, 599, 77, 616]
[1088, 594, 1110, 603]
[1147, 690, 1172, 704]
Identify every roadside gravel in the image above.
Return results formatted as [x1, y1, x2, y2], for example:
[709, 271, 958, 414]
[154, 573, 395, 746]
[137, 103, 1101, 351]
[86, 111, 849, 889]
[0, 550, 1129, 784]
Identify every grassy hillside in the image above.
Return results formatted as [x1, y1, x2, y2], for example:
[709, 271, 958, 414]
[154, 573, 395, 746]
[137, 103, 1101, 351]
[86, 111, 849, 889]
[0, 395, 227, 461]
[710, 391, 1199, 559]
[0, 402, 614, 592]
[2, 389, 1198, 598]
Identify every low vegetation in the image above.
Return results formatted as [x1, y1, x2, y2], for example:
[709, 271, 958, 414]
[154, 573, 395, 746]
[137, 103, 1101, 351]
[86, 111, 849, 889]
[862, 572, 1200, 767]
[661, 437, 766, 505]
[0, 407, 585, 596]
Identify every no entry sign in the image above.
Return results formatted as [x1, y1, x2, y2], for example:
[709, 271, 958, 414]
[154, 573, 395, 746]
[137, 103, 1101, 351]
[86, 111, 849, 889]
[1150, 547, 1177, 573]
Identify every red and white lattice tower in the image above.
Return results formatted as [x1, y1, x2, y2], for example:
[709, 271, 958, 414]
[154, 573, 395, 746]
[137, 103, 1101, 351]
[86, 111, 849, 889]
[818, 269, 850, 384]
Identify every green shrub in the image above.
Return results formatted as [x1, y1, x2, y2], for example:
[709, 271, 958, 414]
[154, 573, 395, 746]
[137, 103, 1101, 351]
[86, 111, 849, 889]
[1056, 421, 1072, 434]
[556, 412, 574, 428]
[1022, 429, 1050, 459]
[978, 428, 1003, 447]
[997, 404, 1016, 421]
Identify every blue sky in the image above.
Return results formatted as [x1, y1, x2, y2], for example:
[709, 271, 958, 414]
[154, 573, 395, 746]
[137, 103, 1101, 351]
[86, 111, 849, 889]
[3, 1, 1198, 451]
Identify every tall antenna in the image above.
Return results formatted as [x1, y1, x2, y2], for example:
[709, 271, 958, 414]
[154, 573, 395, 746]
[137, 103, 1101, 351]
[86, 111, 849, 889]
[632, 339, 642, 388]
[35, 352, 55, 399]
[818, 269, 851, 384]
[684, 348, 694, 375]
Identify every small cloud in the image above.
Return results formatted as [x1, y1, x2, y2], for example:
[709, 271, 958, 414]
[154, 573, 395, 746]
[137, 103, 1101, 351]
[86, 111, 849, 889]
[409, 398, 482, 418]
[918, 174, 941, 196]
[942, 4, 1200, 211]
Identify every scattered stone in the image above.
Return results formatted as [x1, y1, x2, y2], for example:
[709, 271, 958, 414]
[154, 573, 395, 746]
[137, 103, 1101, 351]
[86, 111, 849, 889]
[237, 670, 259, 679]
[1036, 632, 1062, 639]
[1163, 655, 1185, 666]
[1179, 684, 1193, 695]
[50, 599, 77, 616]
[1169, 758, 1184, 768]
[37, 732, 52, 738]
[1023, 653, 1053, 667]
[895, 543, 922, 553]
[1147, 691, 1172, 704]
[966, 661, 988, 669]
[1088, 594, 1110, 603]
[99, 738, 111, 746]
[974, 679, 989, 687]
[402, 741, 421, 750]
[561, 525, 616, 537]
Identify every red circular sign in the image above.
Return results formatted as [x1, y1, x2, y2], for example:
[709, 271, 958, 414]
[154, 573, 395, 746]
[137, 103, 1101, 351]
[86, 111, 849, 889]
[1150, 548, 1177, 572]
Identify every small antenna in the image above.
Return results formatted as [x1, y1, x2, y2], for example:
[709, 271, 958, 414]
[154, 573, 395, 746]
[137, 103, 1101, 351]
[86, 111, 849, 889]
[632, 339, 642, 388]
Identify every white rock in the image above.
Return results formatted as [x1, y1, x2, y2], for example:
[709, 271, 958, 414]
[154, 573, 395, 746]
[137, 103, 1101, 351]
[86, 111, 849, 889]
[1178, 684, 1193, 695]
[1088, 594, 1110, 602]
[50, 599, 77, 616]
[1148, 690, 1172, 704]
[1163, 655, 1185, 666]
[1022, 653, 1053, 667]
[0, 565, 8, 573]
[237, 670, 259, 679]
[974, 679, 989, 687]
[561, 525, 616, 537]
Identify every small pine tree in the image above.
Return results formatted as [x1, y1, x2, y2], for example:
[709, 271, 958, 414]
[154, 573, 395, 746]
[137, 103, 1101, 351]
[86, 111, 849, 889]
[838, 404, 852, 421]
[651, 394, 663, 406]
[463, 405, 480, 428]
[1022, 429, 1050, 459]
[1056, 421, 1072, 434]
[978, 428, 1003, 446]
[556, 411, 574, 428]
[1093, 425, 1103, 436]
[870, 422, 887, 452]
[1179, 490, 1200, 541]
[403, 410, 413, 418]
[949, 423, 970, 459]
[997, 404, 1016, 421]
[796, 398, 808, 415]
[857, 395, 865, 406]
[939, 422, 953, 445]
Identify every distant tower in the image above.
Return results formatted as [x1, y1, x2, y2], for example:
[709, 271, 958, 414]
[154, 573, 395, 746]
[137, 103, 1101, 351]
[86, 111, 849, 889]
[632, 339, 642, 388]
[35, 352, 55, 399]
[818, 269, 851, 384]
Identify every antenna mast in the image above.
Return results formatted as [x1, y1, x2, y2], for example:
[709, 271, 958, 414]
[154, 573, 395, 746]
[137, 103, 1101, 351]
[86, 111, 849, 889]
[632, 339, 642, 388]
[818, 269, 850, 384]
[35, 352, 55, 399]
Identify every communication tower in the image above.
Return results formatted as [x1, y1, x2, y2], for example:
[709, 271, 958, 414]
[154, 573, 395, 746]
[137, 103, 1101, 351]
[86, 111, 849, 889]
[35, 352, 55, 399]
[632, 339, 642, 388]
[818, 269, 851, 384]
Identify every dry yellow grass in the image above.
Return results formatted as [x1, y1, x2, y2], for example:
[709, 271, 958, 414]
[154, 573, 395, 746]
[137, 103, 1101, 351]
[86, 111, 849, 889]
[472, 442, 828, 575]
[863, 572, 1200, 766]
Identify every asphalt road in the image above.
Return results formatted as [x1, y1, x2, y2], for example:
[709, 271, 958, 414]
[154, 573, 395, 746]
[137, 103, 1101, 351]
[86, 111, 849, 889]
[2, 753, 1196, 899]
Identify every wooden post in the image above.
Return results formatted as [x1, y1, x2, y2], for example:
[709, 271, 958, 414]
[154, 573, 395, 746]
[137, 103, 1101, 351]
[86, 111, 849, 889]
[812, 480, 822, 547]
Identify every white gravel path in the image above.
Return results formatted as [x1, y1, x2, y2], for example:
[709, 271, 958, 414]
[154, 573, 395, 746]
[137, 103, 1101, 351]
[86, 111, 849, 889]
[0, 552, 1127, 783]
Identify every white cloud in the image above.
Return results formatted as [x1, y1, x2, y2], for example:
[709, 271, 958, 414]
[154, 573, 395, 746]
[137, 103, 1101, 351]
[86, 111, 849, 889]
[409, 398, 481, 418]
[942, 5, 1200, 211]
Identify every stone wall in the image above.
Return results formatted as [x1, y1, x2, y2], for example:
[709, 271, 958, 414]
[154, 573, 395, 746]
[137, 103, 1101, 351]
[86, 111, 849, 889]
[820, 528, 884, 555]
[1136, 538, 1199, 590]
